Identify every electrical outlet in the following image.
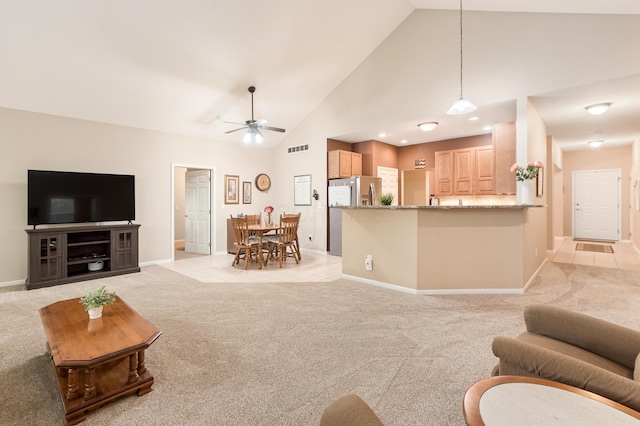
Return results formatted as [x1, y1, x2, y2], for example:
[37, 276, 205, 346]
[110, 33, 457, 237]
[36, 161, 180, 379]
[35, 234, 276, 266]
[365, 255, 373, 271]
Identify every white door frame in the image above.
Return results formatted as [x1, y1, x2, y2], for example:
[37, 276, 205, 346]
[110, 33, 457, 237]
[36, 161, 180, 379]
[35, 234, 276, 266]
[171, 163, 217, 260]
[572, 168, 621, 241]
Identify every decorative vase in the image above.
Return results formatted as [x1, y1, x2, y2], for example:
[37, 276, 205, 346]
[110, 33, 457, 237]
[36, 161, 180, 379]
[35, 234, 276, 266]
[88, 306, 103, 320]
[517, 179, 535, 205]
[265, 214, 273, 226]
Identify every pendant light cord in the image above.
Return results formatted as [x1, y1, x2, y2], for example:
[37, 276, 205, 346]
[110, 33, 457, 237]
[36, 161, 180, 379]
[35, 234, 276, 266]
[458, 0, 464, 99]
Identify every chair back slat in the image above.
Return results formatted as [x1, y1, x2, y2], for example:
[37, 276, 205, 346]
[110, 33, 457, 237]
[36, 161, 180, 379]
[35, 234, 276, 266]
[230, 216, 253, 245]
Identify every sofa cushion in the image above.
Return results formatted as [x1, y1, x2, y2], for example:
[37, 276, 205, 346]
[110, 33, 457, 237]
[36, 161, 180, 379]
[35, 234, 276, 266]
[516, 332, 633, 379]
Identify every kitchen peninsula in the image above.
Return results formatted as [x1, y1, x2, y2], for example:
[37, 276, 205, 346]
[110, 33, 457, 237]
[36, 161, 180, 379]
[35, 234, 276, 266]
[338, 204, 546, 294]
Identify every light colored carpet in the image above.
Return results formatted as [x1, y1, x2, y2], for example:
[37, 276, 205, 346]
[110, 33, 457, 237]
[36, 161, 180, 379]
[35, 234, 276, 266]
[1, 261, 640, 425]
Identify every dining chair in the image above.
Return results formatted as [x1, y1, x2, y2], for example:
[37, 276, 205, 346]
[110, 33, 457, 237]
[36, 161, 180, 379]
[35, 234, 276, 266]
[265, 215, 300, 268]
[281, 212, 302, 260]
[245, 213, 261, 227]
[230, 215, 261, 269]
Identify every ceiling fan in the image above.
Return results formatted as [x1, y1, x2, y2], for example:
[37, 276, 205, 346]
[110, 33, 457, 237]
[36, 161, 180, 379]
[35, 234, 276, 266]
[224, 86, 285, 143]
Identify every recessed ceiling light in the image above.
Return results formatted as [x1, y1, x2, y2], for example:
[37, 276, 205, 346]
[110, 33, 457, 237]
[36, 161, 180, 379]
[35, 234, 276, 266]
[483, 125, 493, 131]
[401, 139, 408, 144]
[378, 132, 386, 138]
[417, 122, 438, 132]
[585, 103, 612, 115]
[588, 140, 604, 148]
[468, 116, 479, 121]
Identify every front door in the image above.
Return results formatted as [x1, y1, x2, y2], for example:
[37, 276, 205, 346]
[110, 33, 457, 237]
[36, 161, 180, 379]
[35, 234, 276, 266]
[185, 170, 211, 254]
[573, 169, 620, 241]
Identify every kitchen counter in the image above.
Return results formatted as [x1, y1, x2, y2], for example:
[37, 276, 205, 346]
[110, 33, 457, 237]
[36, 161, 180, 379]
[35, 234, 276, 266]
[338, 205, 547, 294]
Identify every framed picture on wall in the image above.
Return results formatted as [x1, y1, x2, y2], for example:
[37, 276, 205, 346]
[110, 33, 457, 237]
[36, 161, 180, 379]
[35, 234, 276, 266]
[243, 181, 252, 204]
[224, 175, 239, 204]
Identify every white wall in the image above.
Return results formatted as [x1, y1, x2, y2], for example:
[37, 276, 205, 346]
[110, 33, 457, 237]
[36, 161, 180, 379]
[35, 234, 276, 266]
[0, 107, 274, 283]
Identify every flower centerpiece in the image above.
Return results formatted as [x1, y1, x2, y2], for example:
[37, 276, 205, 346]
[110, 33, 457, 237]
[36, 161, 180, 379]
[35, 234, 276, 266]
[510, 161, 543, 181]
[511, 161, 543, 204]
[264, 205, 274, 226]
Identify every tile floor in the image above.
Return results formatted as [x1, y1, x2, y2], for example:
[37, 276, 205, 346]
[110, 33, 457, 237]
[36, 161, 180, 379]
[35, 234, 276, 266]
[162, 250, 343, 283]
[549, 238, 640, 271]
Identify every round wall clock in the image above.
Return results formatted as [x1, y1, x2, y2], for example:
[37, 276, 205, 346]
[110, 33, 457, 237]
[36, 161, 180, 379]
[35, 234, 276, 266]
[255, 173, 271, 191]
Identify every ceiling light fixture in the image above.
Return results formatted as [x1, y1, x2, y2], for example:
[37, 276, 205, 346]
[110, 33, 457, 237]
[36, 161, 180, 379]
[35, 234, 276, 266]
[447, 0, 476, 115]
[417, 122, 439, 132]
[243, 127, 263, 144]
[588, 140, 604, 148]
[585, 103, 611, 115]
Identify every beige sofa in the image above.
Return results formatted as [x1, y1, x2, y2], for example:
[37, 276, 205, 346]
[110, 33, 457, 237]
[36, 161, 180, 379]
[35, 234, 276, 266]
[492, 304, 640, 411]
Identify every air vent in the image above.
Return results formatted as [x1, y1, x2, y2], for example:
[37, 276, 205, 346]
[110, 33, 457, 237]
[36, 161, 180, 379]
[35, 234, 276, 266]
[287, 144, 309, 153]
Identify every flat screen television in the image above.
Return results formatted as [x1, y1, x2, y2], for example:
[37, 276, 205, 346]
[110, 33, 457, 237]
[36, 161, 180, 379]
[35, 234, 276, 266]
[28, 170, 135, 226]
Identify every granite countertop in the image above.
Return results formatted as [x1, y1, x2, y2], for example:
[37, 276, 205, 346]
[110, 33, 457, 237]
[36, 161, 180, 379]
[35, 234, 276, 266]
[331, 204, 543, 209]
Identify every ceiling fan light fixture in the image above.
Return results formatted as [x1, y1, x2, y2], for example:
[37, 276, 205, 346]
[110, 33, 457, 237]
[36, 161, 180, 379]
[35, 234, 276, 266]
[585, 103, 612, 115]
[447, 97, 477, 115]
[588, 140, 604, 148]
[418, 121, 439, 132]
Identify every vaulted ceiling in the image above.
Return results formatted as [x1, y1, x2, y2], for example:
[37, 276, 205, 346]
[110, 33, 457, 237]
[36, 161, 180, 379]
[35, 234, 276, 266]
[2, 1, 640, 151]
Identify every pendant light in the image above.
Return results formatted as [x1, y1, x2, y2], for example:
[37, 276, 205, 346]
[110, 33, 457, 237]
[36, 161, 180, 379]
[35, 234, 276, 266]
[447, 0, 477, 115]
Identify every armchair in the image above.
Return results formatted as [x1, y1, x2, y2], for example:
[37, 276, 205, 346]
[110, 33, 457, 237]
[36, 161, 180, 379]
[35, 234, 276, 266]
[491, 304, 640, 411]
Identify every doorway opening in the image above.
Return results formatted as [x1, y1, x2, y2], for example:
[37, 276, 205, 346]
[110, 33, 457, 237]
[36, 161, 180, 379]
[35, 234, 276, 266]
[171, 163, 216, 261]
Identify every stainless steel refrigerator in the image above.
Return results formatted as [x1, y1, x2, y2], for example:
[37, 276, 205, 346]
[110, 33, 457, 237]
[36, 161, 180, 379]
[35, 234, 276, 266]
[328, 176, 382, 256]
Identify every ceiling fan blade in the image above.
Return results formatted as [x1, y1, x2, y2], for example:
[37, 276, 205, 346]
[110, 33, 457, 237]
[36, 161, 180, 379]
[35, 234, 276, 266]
[255, 118, 268, 126]
[223, 121, 246, 126]
[261, 125, 286, 133]
[225, 127, 247, 134]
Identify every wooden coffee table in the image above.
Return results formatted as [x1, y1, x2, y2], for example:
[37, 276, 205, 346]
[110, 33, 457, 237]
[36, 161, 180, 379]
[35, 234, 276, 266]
[40, 297, 162, 425]
[463, 375, 640, 425]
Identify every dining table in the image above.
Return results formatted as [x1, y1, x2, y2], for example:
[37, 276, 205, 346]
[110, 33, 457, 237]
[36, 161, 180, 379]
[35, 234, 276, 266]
[248, 223, 279, 266]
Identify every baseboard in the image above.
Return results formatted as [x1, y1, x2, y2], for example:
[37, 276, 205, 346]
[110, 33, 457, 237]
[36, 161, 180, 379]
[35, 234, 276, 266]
[0, 279, 26, 288]
[342, 274, 525, 295]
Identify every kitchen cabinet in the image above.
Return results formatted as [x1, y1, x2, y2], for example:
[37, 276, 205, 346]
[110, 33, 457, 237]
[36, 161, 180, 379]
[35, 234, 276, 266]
[493, 122, 517, 194]
[328, 150, 362, 179]
[401, 169, 434, 205]
[435, 147, 495, 195]
[435, 151, 453, 195]
[453, 148, 475, 195]
[475, 146, 495, 194]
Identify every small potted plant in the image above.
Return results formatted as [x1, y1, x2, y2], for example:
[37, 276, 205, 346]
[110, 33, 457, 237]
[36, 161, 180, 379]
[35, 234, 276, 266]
[379, 193, 394, 206]
[80, 286, 116, 319]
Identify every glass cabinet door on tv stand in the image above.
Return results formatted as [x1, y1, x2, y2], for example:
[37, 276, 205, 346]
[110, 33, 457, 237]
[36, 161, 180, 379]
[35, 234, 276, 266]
[28, 232, 64, 284]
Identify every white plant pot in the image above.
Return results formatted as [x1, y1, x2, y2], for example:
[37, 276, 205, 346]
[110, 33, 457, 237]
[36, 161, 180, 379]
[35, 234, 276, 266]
[517, 179, 535, 205]
[88, 306, 103, 320]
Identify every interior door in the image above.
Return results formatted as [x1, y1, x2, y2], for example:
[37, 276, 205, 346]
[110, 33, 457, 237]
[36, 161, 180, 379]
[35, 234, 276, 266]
[185, 170, 211, 254]
[573, 169, 620, 241]
[377, 166, 398, 206]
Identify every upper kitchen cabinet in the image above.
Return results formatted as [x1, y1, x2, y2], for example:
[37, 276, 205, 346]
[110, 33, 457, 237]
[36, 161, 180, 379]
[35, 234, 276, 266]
[435, 147, 495, 195]
[453, 148, 475, 195]
[493, 122, 516, 194]
[475, 146, 495, 195]
[328, 150, 362, 179]
[434, 151, 453, 195]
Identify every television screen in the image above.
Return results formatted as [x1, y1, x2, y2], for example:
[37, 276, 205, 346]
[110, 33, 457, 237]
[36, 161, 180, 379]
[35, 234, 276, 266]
[28, 170, 135, 226]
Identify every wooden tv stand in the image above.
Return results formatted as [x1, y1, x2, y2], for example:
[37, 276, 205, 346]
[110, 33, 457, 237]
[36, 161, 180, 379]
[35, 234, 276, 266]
[26, 224, 140, 290]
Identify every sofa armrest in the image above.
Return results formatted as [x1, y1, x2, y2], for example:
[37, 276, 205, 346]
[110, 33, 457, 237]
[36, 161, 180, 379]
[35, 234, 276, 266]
[524, 304, 640, 368]
[492, 336, 640, 412]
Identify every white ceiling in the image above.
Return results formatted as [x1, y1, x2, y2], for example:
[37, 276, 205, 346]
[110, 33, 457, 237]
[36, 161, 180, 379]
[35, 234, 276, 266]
[1, 1, 639, 151]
